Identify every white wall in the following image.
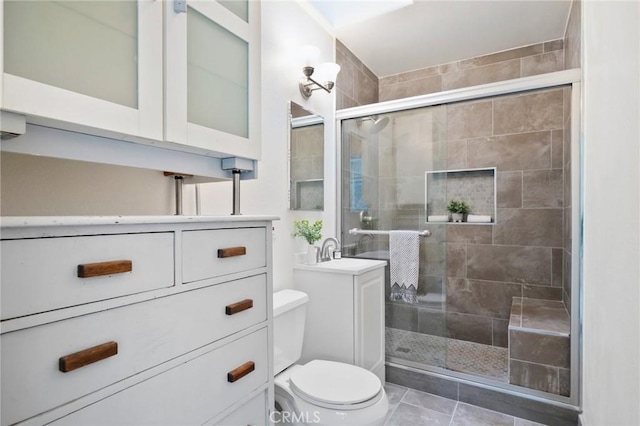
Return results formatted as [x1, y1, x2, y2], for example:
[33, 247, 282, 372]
[581, 1, 640, 424]
[197, 0, 336, 291]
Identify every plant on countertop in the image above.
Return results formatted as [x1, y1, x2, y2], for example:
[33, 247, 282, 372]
[447, 200, 470, 214]
[293, 219, 323, 245]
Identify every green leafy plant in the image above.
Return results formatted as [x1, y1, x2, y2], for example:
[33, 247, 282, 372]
[293, 219, 323, 245]
[447, 200, 470, 214]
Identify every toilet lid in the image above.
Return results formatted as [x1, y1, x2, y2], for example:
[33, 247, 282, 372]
[289, 360, 381, 406]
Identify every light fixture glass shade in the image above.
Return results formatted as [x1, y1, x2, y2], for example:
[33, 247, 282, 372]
[316, 62, 341, 83]
[299, 45, 321, 67]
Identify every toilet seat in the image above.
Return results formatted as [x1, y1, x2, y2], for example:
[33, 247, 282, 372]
[289, 360, 383, 410]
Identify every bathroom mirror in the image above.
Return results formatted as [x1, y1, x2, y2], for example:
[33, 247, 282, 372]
[288, 101, 324, 211]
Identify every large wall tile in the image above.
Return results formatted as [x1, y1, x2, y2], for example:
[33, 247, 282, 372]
[551, 129, 564, 169]
[521, 50, 564, 77]
[442, 60, 520, 91]
[418, 307, 448, 337]
[467, 244, 552, 285]
[523, 284, 563, 300]
[446, 100, 492, 140]
[493, 89, 563, 135]
[509, 359, 560, 394]
[523, 169, 563, 208]
[497, 171, 523, 208]
[446, 244, 467, 278]
[494, 208, 563, 247]
[460, 44, 543, 69]
[493, 318, 509, 347]
[509, 329, 570, 368]
[386, 302, 419, 332]
[446, 140, 467, 169]
[379, 75, 442, 102]
[467, 132, 551, 171]
[552, 248, 563, 287]
[446, 312, 493, 345]
[446, 278, 522, 319]
[446, 224, 493, 244]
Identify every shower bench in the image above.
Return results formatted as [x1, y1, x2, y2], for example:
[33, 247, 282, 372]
[508, 297, 571, 396]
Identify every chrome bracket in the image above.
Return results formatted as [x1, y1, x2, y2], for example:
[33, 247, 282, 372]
[174, 0, 187, 13]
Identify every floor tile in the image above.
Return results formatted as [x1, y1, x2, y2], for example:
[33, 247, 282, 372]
[384, 382, 409, 406]
[385, 402, 452, 426]
[451, 402, 515, 426]
[401, 389, 458, 415]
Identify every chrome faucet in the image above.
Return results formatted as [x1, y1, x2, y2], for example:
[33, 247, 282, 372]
[320, 237, 340, 262]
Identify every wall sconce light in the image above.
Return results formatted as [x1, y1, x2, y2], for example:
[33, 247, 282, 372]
[298, 45, 341, 99]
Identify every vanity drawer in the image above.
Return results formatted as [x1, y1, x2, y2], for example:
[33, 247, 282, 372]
[0, 274, 267, 425]
[49, 328, 269, 426]
[1, 233, 174, 319]
[182, 227, 267, 283]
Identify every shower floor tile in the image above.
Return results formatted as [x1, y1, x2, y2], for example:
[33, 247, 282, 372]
[386, 327, 509, 382]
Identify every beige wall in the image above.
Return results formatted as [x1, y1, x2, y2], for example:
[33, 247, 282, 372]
[1, 152, 177, 216]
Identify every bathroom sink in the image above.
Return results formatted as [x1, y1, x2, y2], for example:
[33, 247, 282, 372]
[293, 258, 387, 275]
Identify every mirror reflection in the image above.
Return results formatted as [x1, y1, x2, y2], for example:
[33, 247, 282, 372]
[289, 101, 324, 211]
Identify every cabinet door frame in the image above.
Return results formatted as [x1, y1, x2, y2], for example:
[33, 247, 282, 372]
[164, 0, 261, 160]
[0, 0, 163, 141]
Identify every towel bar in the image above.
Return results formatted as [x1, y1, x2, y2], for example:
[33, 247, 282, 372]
[348, 228, 431, 237]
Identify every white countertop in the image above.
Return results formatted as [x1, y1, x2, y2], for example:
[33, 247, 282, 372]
[294, 258, 387, 275]
[0, 215, 279, 228]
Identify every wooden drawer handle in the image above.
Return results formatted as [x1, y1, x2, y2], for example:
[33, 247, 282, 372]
[59, 341, 118, 373]
[77, 260, 132, 278]
[227, 361, 255, 383]
[226, 299, 253, 315]
[217, 246, 246, 258]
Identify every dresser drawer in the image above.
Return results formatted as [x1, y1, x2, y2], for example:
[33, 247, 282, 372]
[50, 328, 269, 426]
[1, 274, 267, 425]
[1, 233, 174, 319]
[212, 391, 268, 426]
[182, 227, 267, 283]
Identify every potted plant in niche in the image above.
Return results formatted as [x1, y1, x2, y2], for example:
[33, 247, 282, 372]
[447, 200, 470, 223]
[293, 219, 323, 264]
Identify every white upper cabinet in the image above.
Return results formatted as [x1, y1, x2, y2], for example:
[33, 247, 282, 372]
[1, 0, 261, 161]
[1, 0, 163, 141]
[165, 0, 261, 160]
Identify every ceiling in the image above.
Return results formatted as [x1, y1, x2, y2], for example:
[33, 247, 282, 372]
[307, 0, 573, 77]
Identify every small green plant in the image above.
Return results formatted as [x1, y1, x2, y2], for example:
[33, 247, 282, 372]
[447, 200, 470, 214]
[293, 219, 323, 245]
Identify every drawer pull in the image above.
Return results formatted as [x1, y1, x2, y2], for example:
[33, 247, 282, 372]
[227, 361, 255, 383]
[77, 260, 132, 278]
[217, 246, 246, 258]
[225, 299, 253, 315]
[59, 341, 118, 373]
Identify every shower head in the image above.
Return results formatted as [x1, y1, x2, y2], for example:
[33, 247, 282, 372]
[359, 116, 390, 134]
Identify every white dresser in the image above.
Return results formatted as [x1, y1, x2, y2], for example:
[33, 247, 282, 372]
[0, 216, 276, 426]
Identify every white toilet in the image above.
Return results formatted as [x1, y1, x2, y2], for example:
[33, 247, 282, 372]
[273, 289, 389, 425]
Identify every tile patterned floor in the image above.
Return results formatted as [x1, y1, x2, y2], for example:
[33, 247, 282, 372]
[384, 383, 548, 426]
[386, 328, 509, 382]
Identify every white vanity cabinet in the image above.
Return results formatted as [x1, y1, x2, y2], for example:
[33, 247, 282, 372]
[294, 259, 387, 382]
[1, 0, 261, 161]
[0, 216, 275, 426]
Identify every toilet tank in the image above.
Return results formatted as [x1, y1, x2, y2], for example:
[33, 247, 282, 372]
[273, 289, 309, 375]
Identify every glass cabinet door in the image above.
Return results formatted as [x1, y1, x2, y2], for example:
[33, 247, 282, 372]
[1, 0, 163, 140]
[165, 0, 261, 160]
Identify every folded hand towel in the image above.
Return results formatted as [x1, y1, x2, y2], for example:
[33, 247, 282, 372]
[467, 214, 492, 223]
[389, 230, 420, 304]
[427, 215, 449, 222]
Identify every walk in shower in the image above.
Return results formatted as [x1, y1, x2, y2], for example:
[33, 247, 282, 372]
[338, 71, 581, 406]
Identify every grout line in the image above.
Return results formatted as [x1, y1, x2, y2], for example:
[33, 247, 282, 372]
[449, 401, 459, 426]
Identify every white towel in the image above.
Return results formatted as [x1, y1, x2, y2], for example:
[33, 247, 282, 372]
[467, 214, 492, 223]
[389, 230, 420, 304]
[427, 215, 449, 222]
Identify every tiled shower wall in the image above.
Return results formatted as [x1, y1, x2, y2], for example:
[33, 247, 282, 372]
[384, 88, 569, 348]
[335, 40, 379, 109]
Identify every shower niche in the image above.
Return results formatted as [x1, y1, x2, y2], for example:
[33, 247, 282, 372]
[425, 167, 496, 224]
